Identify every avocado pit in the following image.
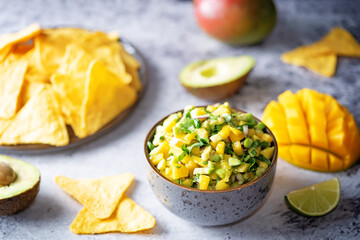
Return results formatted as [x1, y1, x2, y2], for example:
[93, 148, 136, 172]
[0, 162, 16, 186]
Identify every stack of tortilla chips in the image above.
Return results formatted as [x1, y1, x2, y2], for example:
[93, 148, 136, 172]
[55, 173, 156, 234]
[282, 27, 360, 77]
[0, 24, 141, 146]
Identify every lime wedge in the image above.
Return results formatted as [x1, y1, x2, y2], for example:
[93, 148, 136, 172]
[285, 178, 341, 217]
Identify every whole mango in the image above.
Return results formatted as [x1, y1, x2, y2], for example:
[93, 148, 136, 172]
[194, 0, 277, 45]
[262, 89, 360, 172]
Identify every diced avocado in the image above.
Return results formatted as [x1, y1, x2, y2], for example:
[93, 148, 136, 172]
[215, 168, 226, 179]
[193, 167, 212, 175]
[228, 157, 241, 167]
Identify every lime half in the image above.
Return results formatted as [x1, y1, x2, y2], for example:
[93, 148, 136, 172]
[285, 178, 341, 217]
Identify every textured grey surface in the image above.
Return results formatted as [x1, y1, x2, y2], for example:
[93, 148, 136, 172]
[0, 0, 359, 239]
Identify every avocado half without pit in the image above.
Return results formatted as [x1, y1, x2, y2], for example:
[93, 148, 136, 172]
[180, 56, 255, 101]
[0, 156, 40, 215]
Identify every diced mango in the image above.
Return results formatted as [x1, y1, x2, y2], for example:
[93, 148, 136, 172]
[197, 128, 208, 139]
[261, 133, 273, 143]
[260, 147, 274, 160]
[215, 179, 229, 190]
[199, 175, 210, 190]
[151, 153, 164, 165]
[150, 141, 170, 158]
[172, 164, 189, 179]
[216, 141, 226, 154]
[185, 159, 199, 173]
[232, 141, 243, 156]
[212, 105, 231, 116]
[248, 128, 255, 137]
[218, 125, 231, 139]
[183, 132, 197, 144]
[163, 113, 178, 132]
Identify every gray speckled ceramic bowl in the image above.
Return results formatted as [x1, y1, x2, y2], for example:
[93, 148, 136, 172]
[144, 108, 278, 226]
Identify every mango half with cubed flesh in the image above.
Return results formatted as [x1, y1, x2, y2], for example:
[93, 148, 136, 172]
[262, 89, 360, 171]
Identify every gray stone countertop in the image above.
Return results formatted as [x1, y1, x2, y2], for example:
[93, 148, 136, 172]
[0, 0, 359, 239]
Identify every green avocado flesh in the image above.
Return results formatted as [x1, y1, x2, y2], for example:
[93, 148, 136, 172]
[0, 155, 40, 200]
[180, 56, 255, 88]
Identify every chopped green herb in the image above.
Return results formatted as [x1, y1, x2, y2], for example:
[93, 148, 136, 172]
[259, 141, 269, 149]
[225, 141, 234, 155]
[194, 119, 201, 128]
[178, 152, 187, 161]
[147, 141, 155, 151]
[258, 155, 271, 166]
[159, 136, 165, 141]
[175, 165, 182, 169]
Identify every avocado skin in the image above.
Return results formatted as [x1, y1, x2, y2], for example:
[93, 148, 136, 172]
[0, 179, 40, 215]
[182, 72, 250, 101]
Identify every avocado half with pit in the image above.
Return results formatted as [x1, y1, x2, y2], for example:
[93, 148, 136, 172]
[0, 155, 40, 215]
[180, 56, 255, 101]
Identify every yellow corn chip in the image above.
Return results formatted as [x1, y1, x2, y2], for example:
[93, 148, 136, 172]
[51, 45, 92, 134]
[282, 27, 360, 77]
[70, 196, 156, 234]
[0, 59, 27, 118]
[302, 54, 337, 77]
[0, 87, 69, 146]
[0, 23, 40, 51]
[317, 27, 360, 57]
[80, 61, 137, 137]
[54, 173, 134, 219]
[18, 80, 46, 108]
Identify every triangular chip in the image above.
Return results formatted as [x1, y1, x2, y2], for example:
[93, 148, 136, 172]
[70, 195, 156, 234]
[0, 87, 69, 146]
[317, 27, 360, 57]
[54, 173, 134, 219]
[17, 80, 46, 108]
[80, 61, 137, 137]
[0, 59, 27, 118]
[0, 23, 40, 51]
[303, 54, 337, 77]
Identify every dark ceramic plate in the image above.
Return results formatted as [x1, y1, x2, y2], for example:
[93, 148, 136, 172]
[0, 38, 146, 154]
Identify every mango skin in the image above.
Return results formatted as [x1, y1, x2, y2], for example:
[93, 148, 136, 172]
[262, 89, 360, 172]
[194, 0, 277, 45]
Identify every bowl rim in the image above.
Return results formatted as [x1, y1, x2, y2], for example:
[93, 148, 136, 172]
[144, 106, 278, 193]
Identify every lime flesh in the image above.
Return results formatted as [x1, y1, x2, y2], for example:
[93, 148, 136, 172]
[285, 178, 341, 217]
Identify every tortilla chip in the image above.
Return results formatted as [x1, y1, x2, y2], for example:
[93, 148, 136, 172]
[0, 87, 69, 146]
[70, 196, 156, 234]
[90, 43, 132, 85]
[17, 80, 46, 108]
[0, 24, 40, 51]
[50, 45, 92, 135]
[303, 54, 337, 77]
[80, 61, 137, 137]
[317, 27, 360, 57]
[54, 173, 134, 219]
[0, 59, 27, 118]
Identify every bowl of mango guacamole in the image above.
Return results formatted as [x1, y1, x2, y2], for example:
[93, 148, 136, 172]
[144, 103, 278, 225]
[147, 102, 275, 190]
